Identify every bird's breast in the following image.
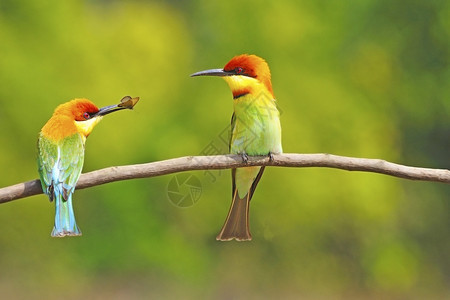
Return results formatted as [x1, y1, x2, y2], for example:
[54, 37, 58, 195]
[231, 94, 282, 155]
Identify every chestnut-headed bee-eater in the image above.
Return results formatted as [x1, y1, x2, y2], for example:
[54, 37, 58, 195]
[191, 54, 282, 241]
[37, 97, 138, 237]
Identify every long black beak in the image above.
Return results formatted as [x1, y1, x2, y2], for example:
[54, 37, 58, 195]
[94, 104, 126, 117]
[190, 68, 234, 77]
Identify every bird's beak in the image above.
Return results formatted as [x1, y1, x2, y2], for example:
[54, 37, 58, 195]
[93, 96, 140, 117]
[190, 68, 234, 77]
[94, 104, 126, 117]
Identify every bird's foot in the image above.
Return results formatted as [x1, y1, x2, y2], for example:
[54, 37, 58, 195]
[268, 152, 275, 162]
[240, 152, 249, 164]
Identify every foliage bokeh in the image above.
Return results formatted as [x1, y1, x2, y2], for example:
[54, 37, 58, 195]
[0, 0, 448, 298]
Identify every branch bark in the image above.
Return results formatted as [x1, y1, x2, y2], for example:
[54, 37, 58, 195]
[1, 153, 449, 204]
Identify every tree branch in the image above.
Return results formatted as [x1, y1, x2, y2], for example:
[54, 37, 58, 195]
[1, 153, 449, 204]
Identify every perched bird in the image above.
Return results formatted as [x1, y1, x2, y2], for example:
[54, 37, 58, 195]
[191, 54, 282, 241]
[37, 97, 138, 237]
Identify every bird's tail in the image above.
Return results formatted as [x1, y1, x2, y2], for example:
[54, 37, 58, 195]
[216, 167, 265, 241]
[216, 189, 251, 241]
[51, 191, 81, 237]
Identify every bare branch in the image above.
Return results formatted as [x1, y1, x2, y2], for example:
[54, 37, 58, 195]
[1, 153, 449, 204]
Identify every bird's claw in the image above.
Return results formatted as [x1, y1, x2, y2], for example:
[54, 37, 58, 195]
[268, 152, 274, 162]
[241, 152, 249, 164]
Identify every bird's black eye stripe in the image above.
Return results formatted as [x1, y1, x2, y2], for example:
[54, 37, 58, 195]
[230, 67, 256, 78]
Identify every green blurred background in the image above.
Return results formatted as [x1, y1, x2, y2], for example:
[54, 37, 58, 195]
[0, 0, 449, 299]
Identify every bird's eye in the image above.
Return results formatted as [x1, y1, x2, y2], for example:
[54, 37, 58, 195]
[235, 67, 244, 74]
[83, 112, 90, 120]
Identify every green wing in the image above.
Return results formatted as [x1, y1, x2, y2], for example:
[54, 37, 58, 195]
[58, 133, 85, 197]
[37, 133, 85, 200]
[37, 134, 58, 197]
[229, 112, 236, 153]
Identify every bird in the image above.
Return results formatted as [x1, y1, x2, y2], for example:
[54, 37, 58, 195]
[37, 97, 139, 237]
[191, 54, 282, 241]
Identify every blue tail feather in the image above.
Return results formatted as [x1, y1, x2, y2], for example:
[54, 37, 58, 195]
[51, 190, 81, 237]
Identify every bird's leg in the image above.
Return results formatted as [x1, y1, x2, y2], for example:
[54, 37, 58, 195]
[268, 152, 275, 162]
[240, 152, 249, 164]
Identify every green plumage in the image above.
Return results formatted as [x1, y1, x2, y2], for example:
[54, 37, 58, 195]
[217, 92, 282, 241]
[37, 133, 85, 236]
